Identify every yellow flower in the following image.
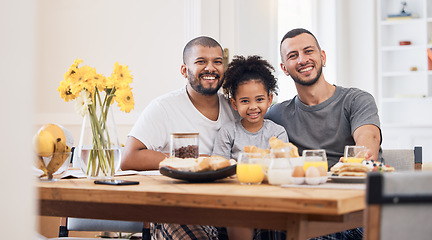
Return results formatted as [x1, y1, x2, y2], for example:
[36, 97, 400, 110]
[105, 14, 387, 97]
[110, 62, 133, 89]
[63, 59, 83, 80]
[94, 73, 109, 91]
[105, 76, 115, 89]
[115, 87, 135, 113]
[70, 65, 97, 95]
[58, 79, 77, 102]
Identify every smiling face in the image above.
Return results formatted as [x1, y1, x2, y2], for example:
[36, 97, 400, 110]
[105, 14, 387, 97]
[280, 33, 326, 86]
[230, 80, 273, 131]
[181, 45, 224, 96]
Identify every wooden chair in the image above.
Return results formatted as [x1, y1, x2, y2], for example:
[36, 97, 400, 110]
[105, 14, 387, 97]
[381, 146, 422, 171]
[57, 217, 150, 239]
[364, 171, 432, 240]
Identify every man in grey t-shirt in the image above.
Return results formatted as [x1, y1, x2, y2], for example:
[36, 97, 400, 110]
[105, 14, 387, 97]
[264, 27, 381, 240]
[267, 28, 382, 169]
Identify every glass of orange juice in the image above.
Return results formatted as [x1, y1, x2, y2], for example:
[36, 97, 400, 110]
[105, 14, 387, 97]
[302, 149, 328, 172]
[344, 145, 367, 163]
[236, 152, 265, 185]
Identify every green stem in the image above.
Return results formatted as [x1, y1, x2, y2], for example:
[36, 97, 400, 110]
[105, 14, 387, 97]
[84, 89, 118, 178]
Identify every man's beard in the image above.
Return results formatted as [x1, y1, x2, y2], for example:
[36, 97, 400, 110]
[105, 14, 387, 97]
[187, 69, 222, 95]
[291, 64, 323, 86]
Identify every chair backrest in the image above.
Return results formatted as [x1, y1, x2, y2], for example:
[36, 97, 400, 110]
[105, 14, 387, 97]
[59, 217, 149, 239]
[381, 146, 422, 171]
[59, 217, 150, 239]
[67, 218, 144, 233]
[364, 171, 432, 240]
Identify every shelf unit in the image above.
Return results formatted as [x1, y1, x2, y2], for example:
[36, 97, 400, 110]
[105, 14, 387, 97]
[377, 0, 432, 127]
[378, 0, 432, 163]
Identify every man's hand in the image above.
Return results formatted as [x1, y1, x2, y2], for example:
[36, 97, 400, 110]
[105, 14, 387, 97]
[353, 125, 381, 161]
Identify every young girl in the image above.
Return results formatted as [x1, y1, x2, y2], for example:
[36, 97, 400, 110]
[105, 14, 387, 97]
[212, 55, 289, 240]
[212, 55, 288, 160]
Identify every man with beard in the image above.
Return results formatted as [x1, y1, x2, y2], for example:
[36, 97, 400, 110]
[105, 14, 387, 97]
[121, 36, 238, 239]
[122, 36, 238, 171]
[264, 28, 381, 239]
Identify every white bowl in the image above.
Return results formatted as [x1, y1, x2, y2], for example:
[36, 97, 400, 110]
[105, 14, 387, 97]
[305, 176, 321, 185]
[291, 177, 305, 185]
[320, 176, 328, 184]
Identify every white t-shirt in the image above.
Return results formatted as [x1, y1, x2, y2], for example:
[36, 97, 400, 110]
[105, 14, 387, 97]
[129, 87, 239, 155]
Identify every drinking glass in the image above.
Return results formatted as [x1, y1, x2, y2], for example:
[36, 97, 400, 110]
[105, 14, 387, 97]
[344, 145, 367, 163]
[236, 152, 265, 185]
[302, 149, 328, 172]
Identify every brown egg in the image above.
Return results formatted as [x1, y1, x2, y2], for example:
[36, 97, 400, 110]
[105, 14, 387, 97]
[305, 166, 320, 178]
[292, 166, 305, 178]
[317, 166, 327, 177]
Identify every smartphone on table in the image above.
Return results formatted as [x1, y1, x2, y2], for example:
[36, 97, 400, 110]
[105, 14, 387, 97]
[94, 179, 139, 185]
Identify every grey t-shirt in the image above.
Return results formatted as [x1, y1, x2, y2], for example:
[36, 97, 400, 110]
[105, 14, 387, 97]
[212, 119, 289, 160]
[266, 86, 381, 168]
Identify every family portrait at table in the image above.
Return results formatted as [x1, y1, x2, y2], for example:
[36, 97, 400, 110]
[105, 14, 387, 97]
[115, 28, 379, 240]
[33, 19, 431, 240]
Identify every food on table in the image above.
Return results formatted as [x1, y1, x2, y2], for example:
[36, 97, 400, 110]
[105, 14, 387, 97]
[330, 159, 395, 177]
[292, 165, 305, 178]
[242, 137, 300, 158]
[362, 160, 395, 172]
[336, 163, 369, 177]
[159, 155, 234, 172]
[305, 166, 321, 185]
[317, 166, 327, 177]
[175, 145, 199, 158]
[269, 136, 299, 157]
[291, 166, 306, 184]
[243, 145, 270, 155]
[33, 123, 72, 180]
[170, 133, 199, 158]
[207, 155, 233, 170]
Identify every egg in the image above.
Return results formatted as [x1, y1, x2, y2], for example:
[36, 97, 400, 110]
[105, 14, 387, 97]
[292, 166, 305, 178]
[317, 166, 328, 184]
[305, 167, 321, 185]
[317, 166, 327, 177]
[306, 166, 320, 178]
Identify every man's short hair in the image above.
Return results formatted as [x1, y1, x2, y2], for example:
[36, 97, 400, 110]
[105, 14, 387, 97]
[183, 36, 223, 64]
[279, 28, 321, 59]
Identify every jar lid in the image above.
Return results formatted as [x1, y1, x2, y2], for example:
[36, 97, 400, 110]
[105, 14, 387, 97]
[171, 133, 199, 138]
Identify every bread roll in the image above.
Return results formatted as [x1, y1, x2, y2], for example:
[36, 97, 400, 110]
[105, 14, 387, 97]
[269, 136, 300, 158]
[159, 155, 233, 172]
[159, 157, 210, 172]
[206, 155, 231, 170]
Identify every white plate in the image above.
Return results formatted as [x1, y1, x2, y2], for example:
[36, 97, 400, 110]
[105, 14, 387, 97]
[329, 175, 366, 183]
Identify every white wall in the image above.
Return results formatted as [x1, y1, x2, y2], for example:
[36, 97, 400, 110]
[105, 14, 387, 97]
[0, 0, 36, 239]
[317, 0, 378, 98]
[35, 0, 186, 145]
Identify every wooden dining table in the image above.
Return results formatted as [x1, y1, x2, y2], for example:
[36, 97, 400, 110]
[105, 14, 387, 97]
[37, 173, 365, 240]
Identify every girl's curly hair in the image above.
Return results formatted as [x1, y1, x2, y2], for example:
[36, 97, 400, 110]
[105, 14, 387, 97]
[222, 55, 278, 99]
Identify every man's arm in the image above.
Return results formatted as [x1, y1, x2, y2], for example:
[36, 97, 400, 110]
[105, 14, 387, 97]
[120, 136, 167, 171]
[353, 124, 381, 161]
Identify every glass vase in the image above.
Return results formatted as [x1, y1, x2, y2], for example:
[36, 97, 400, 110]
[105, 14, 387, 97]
[76, 108, 121, 179]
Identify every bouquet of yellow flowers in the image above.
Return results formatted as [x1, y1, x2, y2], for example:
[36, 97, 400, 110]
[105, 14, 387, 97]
[58, 59, 134, 178]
